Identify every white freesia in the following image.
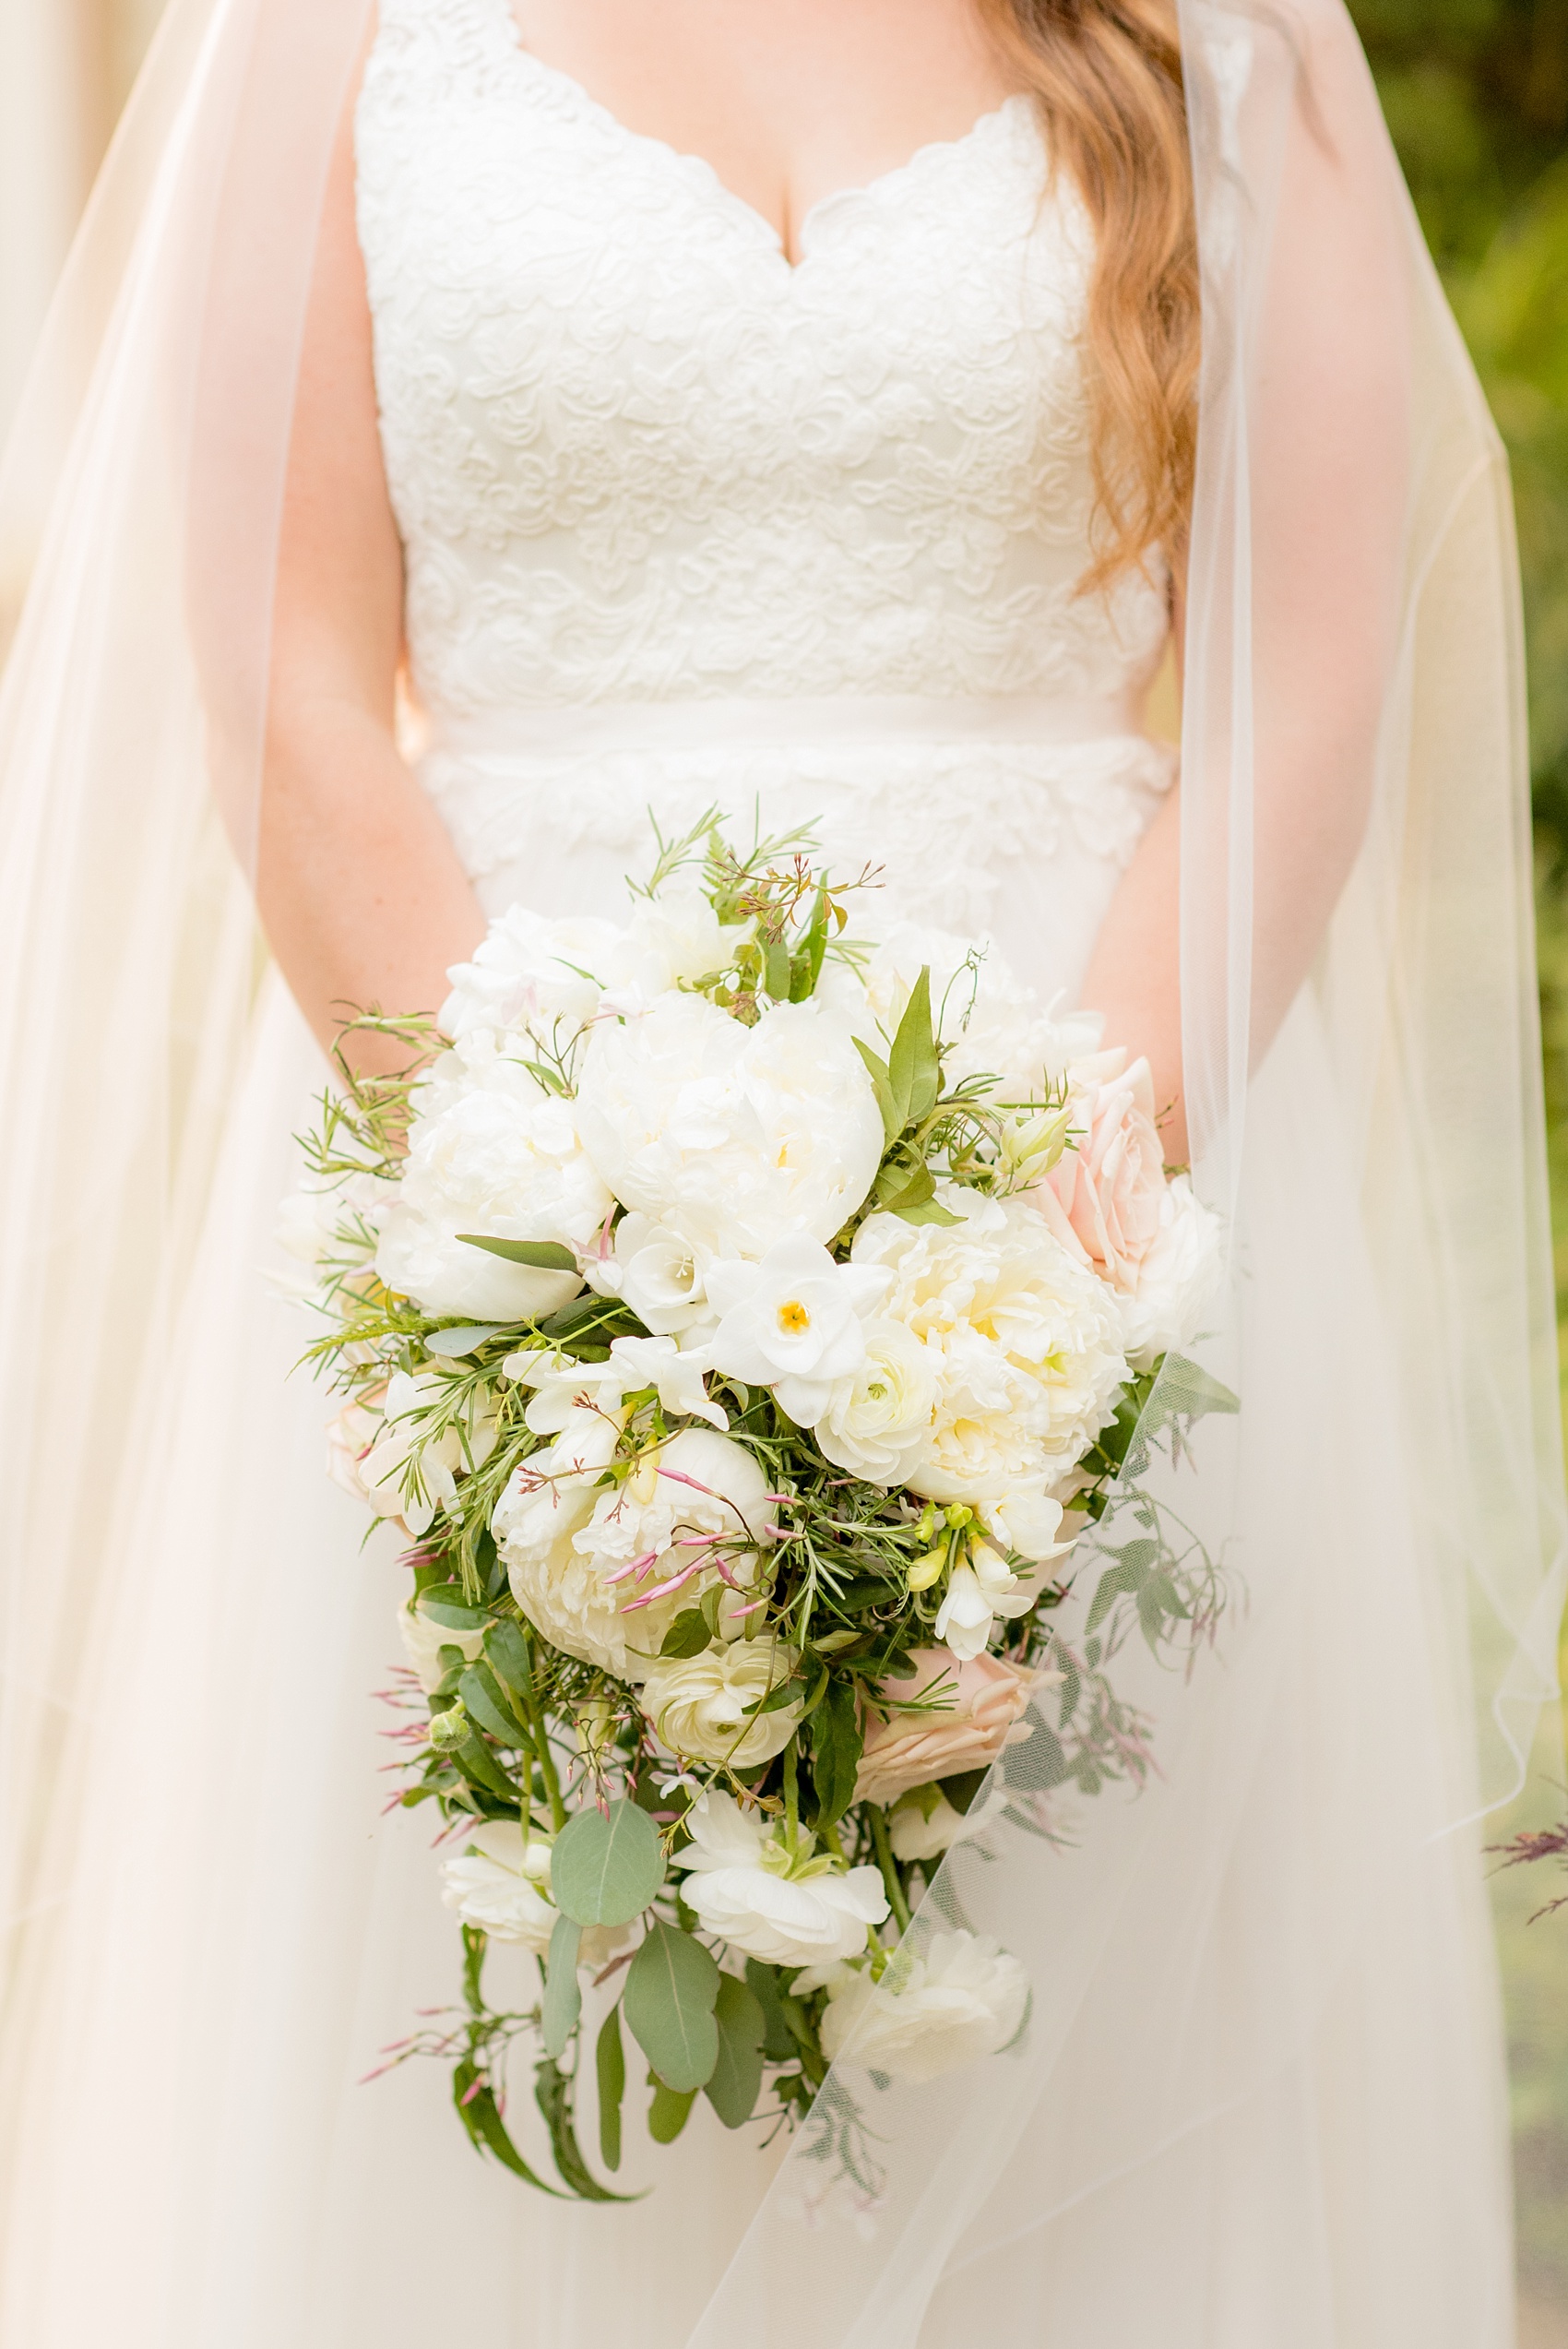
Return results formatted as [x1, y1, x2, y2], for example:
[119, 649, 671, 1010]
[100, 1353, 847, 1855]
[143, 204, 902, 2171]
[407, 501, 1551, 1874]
[706, 1234, 892, 1425]
[499, 1426, 775, 1681]
[583, 1209, 719, 1336]
[639, 1639, 801, 1765]
[852, 1186, 1128, 1509]
[934, 1542, 1042, 1663]
[818, 1930, 1029, 2082]
[508, 1335, 726, 1434]
[1114, 1174, 1224, 1370]
[574, 993, 885, 1258]
[440, 1821, 629, 1965]
[672, 1793, 888, 1967]
[360, 1370, 499, 1539]
[814, 1318, 940, 1485]
[888, 1784, 1007, 1863]
[374, 1038, 611, 1321]
[396, 1594, 484, 1695]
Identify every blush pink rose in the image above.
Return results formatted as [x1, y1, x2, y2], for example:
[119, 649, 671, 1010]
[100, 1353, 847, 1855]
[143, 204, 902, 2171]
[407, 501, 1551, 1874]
[854, 1647, 1044, 1808]
[1034, 1049, 1166, 1294]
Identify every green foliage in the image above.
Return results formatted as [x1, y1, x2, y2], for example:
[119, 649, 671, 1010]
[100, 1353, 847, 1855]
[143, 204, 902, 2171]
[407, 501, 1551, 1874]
[540, 1914, 583, 2058]
[596, 2006, 627, 2173]
[624, 1921, 722, 2093]
[705, 1975, 768, 2129]
[549, 1799, 667, 1929]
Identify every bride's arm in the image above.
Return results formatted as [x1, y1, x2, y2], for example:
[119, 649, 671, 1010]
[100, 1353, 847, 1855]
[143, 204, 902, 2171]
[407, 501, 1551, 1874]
[261, 58, 485, 1074]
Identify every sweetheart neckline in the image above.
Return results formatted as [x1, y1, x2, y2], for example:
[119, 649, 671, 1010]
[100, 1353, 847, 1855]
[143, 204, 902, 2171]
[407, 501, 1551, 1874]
[493, 7, 1034, 276]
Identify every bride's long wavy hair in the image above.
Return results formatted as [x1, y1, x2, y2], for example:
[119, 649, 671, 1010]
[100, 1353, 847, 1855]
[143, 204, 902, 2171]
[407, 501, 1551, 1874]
[981, 0, 1198, 587]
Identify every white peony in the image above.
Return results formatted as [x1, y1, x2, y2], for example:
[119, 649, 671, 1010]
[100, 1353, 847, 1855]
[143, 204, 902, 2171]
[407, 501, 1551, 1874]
[496, 1425, 775, 1683]
[818, 1930, 1029, 2082]
[440, 1820, 629, 1965]
[375, 1038, 612, 1322]
[705, 1234, 891, 1425]
[813, 1318, 941, 1485]
[396, 1594, 485, 1695]
[599, 890, 740, 1008]
[672, 1793, 888, 1967]
[573, 993, 885, 1260]
[1113, 1174, 1224, 1370]
[359, 1370, 499, 1539]
[852, 1186, 1128, 1512]
[441, 910, 618, 1050]
[639, 1638, 802, 1765]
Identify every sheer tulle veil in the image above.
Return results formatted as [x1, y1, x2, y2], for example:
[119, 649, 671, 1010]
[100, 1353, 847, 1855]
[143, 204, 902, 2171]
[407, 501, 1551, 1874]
[0, 0, 1561, 2341]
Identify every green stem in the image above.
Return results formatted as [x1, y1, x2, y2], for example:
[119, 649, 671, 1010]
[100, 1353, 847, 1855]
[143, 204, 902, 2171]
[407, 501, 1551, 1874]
[783, 1735, 801, 1847]
[519, 1636, 568, 1831]
[868, 1806, 913, 1935]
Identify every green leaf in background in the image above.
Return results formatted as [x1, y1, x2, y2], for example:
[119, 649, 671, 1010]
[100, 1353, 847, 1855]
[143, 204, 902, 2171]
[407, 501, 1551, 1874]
[452, 2059, 564, 2195]
[887, 965, 941, 1130]
[853, 1036, 900, 1144]
[457, 1234, 579, 1271]
[808, 1675, 864, 1830]
[596, 2005, 626, 2174]
[533, 2058, 641, 2203]
[423, 1323, 505, 1356]
[551, 1798, 666, 1927]
[658, 1607, 715, 1660]
[419, 1587, 490, 1630]
[540, 1912, 583, 2059]
[743, 1958, 799, 2063]
[647, 2076, 699, 2144]
[483, 1619, 536, 1711]
[705, 1973, 766, 2129]
[457, 1663, 529, 1747]
[624, 1920, 721, 2093]
[762, 935, 793, 1000]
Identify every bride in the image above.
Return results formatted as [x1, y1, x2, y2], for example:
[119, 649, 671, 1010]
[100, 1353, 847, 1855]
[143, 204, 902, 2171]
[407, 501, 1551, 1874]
[0, 0, 1562, 2342]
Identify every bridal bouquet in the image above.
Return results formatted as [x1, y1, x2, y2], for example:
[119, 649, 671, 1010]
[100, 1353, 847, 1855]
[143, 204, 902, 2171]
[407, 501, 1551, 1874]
[285, 817, 1231, 2201]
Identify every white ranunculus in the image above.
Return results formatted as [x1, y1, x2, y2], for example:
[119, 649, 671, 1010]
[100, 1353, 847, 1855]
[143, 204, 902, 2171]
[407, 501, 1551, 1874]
[639, 1638, 802, 1765]
[500, 1425, 774, 1682]
[441, 909, 618, 1051]
[705, 1234, 891, 1425]
[814, 1317, 941, 1485]
[397, 1594, 485, 1695]
[672, 1793, 888, 1968]
[440, 1820, 629, 1965]
[573, 993, 885, 1259]
[360, 1370, 499, 1539]
[852, 1186, 1128, 1510]
[1114, 1174, 1224, 1370]
[583, 1209, 720, 1337]
[818, 1930, 1029, 2082]
[375, 1039, 612, 1322]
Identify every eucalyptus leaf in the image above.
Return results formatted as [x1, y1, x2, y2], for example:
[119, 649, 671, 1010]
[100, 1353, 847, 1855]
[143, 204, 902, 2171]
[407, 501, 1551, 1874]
[451, 2060, 564, 2195]
[596, 2005, 626, 2174]
[551, 1798, 666, 1927]
[540, 1913, 583, 2058]
[705, 1973, 766, 2129]
[423, 1323, 505, 1357]
[624, 1920, 720, 2093]
[647, 2077, 699, 2144]
[457, 1234, 579, 1272]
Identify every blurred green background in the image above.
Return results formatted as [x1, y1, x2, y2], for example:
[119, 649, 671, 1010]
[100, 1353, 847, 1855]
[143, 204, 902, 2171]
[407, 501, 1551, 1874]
[1346, 2, 1568, 2336]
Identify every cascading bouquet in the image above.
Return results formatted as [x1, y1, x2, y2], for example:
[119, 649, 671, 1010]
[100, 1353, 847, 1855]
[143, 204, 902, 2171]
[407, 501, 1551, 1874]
[283, 816, 1233, 2201]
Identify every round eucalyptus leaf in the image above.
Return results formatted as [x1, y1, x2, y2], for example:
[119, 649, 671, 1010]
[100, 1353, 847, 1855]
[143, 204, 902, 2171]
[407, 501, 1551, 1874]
[550, 1798, 666, 1927]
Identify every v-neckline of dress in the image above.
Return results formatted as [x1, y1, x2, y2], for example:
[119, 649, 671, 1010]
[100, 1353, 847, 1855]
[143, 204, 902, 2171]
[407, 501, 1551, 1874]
[495, 13, 1032, 276]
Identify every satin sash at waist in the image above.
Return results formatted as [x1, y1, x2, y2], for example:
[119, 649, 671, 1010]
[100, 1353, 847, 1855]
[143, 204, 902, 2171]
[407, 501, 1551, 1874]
[422, 689, 1146, 763]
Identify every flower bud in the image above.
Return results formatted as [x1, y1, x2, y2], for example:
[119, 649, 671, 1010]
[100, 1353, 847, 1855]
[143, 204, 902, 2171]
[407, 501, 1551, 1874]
[906, 1547, 949, 1592]
[428, 1701, 470, 1752]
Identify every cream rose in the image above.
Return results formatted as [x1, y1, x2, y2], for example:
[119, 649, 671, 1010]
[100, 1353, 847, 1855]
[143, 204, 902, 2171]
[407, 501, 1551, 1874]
[1035, 1049, 1167, 1293]
[818, 1930, 1029, 2082]
[854, 1647, 1043, 1806]
[812, 1318, 940, 1485]
[639, 1639, 802, 1766]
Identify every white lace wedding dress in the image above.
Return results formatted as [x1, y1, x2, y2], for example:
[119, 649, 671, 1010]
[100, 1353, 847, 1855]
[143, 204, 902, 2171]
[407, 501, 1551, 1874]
[2, 2, 1515, 2343]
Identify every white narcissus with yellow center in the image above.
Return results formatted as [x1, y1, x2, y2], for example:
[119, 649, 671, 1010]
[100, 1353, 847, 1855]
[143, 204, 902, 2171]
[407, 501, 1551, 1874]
[639, 1637, 802, 1766]
[705, 1234, 892, 1427]
[671, 1792, 888, 1967]
[817, 1929, 1029, 2082]
[572, 991, 885, 1266]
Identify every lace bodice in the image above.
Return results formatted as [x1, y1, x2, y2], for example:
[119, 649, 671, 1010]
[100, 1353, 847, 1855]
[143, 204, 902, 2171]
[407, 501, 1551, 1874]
[354, 0, 1175, 977]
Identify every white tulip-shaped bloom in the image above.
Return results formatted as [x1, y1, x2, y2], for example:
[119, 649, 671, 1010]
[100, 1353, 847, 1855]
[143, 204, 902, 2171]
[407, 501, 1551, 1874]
[639, 1640, 801, 1766]
[583, 1209, 719, 1337]
[574, 992, 885, 1260]
[706, 1235, 892, 1425]
[852, 1186, 1128, 1508]
[672, 1793, 888, 1967]
[818, 1929, 1029, 2082]
[440, 1820, 628, 1966]
[933, 1542, 1045, 1664]
[374, 1039, 611, 1321]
